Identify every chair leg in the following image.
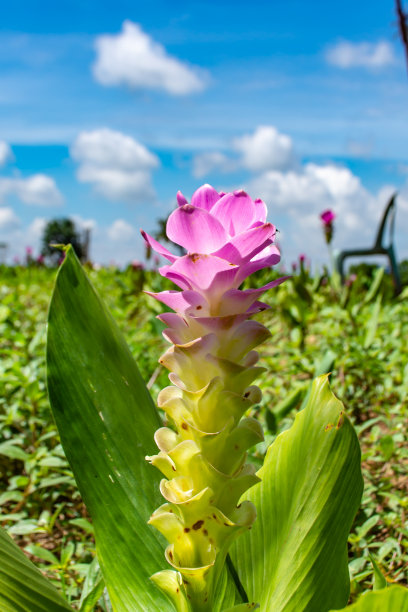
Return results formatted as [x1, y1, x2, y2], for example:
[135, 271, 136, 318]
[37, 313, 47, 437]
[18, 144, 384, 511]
[388, 247, 402, 295]
[336, 253, 345, 283]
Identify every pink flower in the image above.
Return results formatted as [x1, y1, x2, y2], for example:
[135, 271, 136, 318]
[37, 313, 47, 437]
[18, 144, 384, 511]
[320, 209, 335, 244]
[143, 185, 287, 607]
[142, 184, 286, 318]
[320, 209, 336, 225]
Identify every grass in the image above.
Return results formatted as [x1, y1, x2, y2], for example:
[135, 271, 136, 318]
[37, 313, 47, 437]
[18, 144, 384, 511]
[0, 262, 407, 608]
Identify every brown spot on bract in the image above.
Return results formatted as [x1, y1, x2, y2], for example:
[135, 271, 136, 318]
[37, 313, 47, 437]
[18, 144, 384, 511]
[196, 305, 202, 310]
[171, 465, 176, 471]
[169, 551, 173, 559]
[203, 529, 208, 536]
[190, 253, 200, 263]
[192, 520, 204, 530]
[244, 391, 250, 398]
[212, 514, 217, 520]
[184, 527, 190, 533]
[223, 522, 230, 527]
[337, 412, 344, 428]
[325, 423, 334, 431]
[176, 588, 179, 593]
[181, 422, 188, 430]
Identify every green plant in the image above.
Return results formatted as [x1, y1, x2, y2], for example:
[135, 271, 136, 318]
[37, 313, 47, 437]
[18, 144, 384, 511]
[1, 186, 407, 610]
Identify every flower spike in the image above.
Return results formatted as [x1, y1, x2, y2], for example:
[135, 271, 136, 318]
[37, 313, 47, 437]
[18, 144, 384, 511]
[142, 185, 286, 610]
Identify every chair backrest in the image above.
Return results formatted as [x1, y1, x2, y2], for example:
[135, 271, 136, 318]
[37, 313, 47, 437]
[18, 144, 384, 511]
[373, 193, 397, 249]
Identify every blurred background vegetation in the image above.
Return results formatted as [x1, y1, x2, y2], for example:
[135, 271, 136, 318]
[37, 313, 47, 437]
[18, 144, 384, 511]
[0, 259, 407, 609]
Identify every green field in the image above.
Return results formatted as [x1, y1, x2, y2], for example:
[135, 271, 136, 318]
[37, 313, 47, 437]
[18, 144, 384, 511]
[1, 262, 407, 609]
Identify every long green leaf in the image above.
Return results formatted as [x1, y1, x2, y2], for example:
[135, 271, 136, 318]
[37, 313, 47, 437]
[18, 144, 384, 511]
[333, 585, 408, 611]
[0, 525, 72, 611]
[47, 247, 173, 612]
[231, 376, 363, 611]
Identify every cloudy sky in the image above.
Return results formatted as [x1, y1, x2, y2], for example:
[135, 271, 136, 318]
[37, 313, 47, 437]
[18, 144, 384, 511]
[1, 0, 408, 267]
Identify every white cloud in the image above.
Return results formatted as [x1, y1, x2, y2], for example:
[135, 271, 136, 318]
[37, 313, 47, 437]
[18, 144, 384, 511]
[188, 124, 408, 262]
[250, 163, 369, 220]
[70, 214, 97, 232]
[246, 162, 404, 262]
[0, 174, 64, 206]
[26, 217, 47, 239]
[93, 21, 207, 95]
[107, 219, 136, 241]
[71, 128, 159, 202]
[325, 40, 395, 69]
[0, 207, 20, 230]
[72, 128, 158, 170]
[193, 151, 237, 178]
[233, 126, 297, 173]
[0, 141, 14, 167]
[192, 125, 297, 178]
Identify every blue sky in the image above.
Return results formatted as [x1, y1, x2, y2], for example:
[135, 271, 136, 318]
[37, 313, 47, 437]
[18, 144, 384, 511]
[1, 0, 408, 266]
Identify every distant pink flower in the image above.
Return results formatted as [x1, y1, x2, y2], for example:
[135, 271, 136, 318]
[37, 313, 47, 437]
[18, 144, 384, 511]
[37, 254, 45, 264]
[320, 209, 335, 225]
[320, 209, 335, 244]
[25, 246, 33, 256]
[299, 254, 306, 263]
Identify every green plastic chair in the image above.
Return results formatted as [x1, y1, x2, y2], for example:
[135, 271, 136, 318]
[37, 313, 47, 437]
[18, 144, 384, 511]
[336, 193, 402, 295]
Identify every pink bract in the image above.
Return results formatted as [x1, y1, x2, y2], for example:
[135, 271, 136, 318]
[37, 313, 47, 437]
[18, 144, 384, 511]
[142, 183, 286, 317]
[320, 209, 336, 225]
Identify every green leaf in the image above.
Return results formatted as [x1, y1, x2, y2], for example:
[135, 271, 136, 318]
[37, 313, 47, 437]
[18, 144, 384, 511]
[0, 525, 72, 611]
[363, 267, 384, 304]
[69, 518, 94, 535]
[0, 442, 30, 462]
[24, 544, 59, 565]
[47, 247, 173, 612]
[231, 375, 363, 612]
[79, 557, 105, 612]
[357, 515, 379, 539]
[368, 554, 387, 590]
[272, 384, 307, 421]
[222, 604, 259, 611]
[364, 296, 381, 349]
[379, 435, 395, 461]
[332, 585, 408, 611]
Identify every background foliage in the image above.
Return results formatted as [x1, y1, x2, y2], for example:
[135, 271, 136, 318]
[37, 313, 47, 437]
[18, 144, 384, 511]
[0, 261, 407, 609]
